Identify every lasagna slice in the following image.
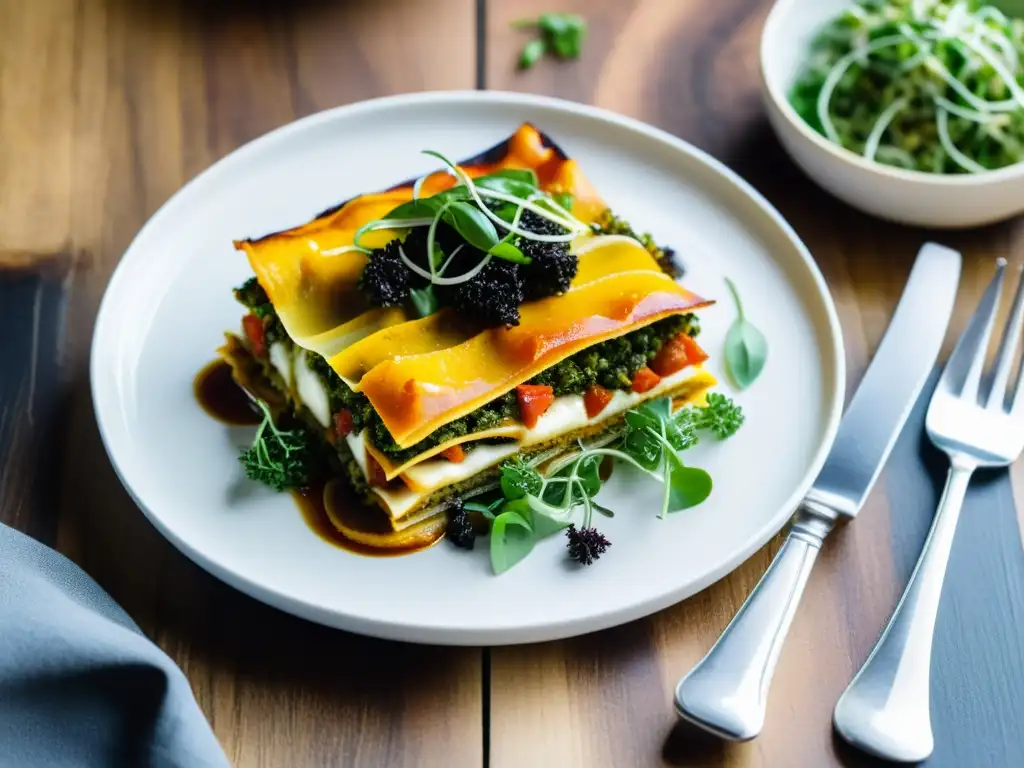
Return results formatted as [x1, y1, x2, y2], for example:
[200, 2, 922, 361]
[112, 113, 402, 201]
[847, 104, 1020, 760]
[223, 124, 719, 548]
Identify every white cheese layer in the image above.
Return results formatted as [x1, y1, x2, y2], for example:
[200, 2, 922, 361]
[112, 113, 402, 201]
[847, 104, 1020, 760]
[357, 365, 712, 516]
[400, 442, 521, 493]
[371, 442, 520, 520]
[294, 349, 332, 428]
[520, 368, 700, 447]
[268, 342, 293, 390]
[344, 431, 369, 476]
[277, 337, 711, 520]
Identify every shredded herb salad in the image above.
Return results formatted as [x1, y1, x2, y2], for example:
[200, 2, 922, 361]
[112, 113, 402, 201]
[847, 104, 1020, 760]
[450, 393, 744, 575]
[790, 0, 1024, 173]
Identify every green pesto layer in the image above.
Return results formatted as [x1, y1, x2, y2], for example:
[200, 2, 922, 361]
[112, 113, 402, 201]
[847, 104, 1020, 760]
[305, 314, 697, 464]
[236, 258, 696, 465]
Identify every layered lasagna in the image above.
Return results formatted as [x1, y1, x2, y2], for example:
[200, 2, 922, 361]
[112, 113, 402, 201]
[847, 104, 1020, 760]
[221, 124, 727, 555]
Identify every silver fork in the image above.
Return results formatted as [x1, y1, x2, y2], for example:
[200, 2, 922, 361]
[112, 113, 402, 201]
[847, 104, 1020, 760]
[833, 259, 1024, 763]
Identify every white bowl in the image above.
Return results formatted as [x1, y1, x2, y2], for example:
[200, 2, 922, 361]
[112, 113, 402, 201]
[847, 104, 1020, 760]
[760, 0, 1024, 228]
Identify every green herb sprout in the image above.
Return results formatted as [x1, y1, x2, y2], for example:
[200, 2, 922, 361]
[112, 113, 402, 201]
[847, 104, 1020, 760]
[239, 401, 319, 491]
[474, 394, 744, 574]
[790, 0, 1024, 173]
[351, 153, 591, 325]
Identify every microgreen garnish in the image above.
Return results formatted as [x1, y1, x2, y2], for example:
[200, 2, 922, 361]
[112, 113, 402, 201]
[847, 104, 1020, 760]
[513, 13, 587, 70]
[490, 510, 536, 574]
[469, 394, 744, 573]
[409, 285, 439, 318]
[420, 150, 585, 242]
[551, 192, 574, 212]
[695, 392, 745, 439]
[464, 499, 503, 520]
[356, 147, 591, 324]
[239, 401, 320, 491]
[723, 278, 768, 390]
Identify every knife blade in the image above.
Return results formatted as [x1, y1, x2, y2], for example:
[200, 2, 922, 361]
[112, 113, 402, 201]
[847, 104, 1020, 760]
[806, 244, 962, 518]
[673, 242, 962, 742]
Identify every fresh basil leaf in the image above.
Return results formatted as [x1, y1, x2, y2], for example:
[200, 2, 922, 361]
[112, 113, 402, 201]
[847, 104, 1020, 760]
[574, 455, 603, 498]
[623, 425, 662, 471]
[539, 476, 567, 507]
[665, 452, 713, 511]
[489, 239, 530, 263]
[638, 397, 672, 422]
[501, 498, 530, 514]
[475, 176, 538, 200]
[409, 285, 439, 318]
[538, 12, 570, 36]
[500, 459, 543, 500]
[476, 169, 538, 187]
[443, 201, 499, 252]
[663, 407, 699, 451]
[624, 408, 659, 433]
[518, 38, 546, 70]
[429, 186, 472, 206]
[666, 418, 699, 452]
[552, 28, 584, 59]
[724, 278, 768, 389]
[384, 198, 441, 220]
[464, 501, 499, 521]
[493, 202, 522, 223]
[540, 13, 586, 59]
[524, 505, 573, 540]
[624, 397, 682, 469]
[490, 510, 535, 574]
[551, 192, 574, 211]
[430, 243, 445, 269]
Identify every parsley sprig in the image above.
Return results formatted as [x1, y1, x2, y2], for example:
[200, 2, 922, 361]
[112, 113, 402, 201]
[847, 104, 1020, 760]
[239, 401, 319, 491]
[468, 394, 744, 574]
[513, 13, 587, 70]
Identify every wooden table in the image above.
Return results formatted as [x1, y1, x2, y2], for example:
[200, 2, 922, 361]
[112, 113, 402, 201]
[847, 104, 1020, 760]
[2, 1, 1023, 766]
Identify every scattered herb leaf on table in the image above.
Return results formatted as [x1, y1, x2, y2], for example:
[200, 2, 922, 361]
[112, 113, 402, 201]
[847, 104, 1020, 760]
[513, 13, 587, 70]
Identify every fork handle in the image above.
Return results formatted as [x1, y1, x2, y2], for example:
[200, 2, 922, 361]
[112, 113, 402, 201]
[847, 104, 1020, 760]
[833, 460, 974, 763]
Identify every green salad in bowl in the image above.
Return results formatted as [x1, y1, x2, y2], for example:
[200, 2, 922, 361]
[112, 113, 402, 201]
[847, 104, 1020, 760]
[790, 0, 1024, 174]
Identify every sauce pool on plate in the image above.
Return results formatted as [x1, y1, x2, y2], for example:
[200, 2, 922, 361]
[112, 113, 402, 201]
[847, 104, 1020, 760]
[193, 360, 260, 426]
[194, 359, 444, 557]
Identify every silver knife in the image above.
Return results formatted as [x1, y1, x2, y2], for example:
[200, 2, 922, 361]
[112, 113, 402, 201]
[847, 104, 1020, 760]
[673, 242, 962, 741]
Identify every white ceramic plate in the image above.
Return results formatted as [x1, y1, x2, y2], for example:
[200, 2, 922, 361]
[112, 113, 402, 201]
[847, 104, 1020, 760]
[92, 92, 844, 645]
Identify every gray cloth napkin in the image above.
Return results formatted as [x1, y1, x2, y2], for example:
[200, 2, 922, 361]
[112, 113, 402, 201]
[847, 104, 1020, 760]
[0, 523, 229, 768]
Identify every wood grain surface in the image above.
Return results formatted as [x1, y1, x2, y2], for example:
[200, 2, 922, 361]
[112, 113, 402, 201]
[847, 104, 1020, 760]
[0, 2, 481, 767]
[1, 0, 1022, 766]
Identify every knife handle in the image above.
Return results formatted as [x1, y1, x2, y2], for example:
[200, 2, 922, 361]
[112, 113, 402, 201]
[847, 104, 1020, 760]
[673, 508, 833, 740]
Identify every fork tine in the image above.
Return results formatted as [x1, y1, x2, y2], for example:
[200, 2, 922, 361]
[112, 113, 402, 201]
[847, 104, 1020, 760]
[945, 259, 1006, 402]
[987, 266, 1024, 409]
